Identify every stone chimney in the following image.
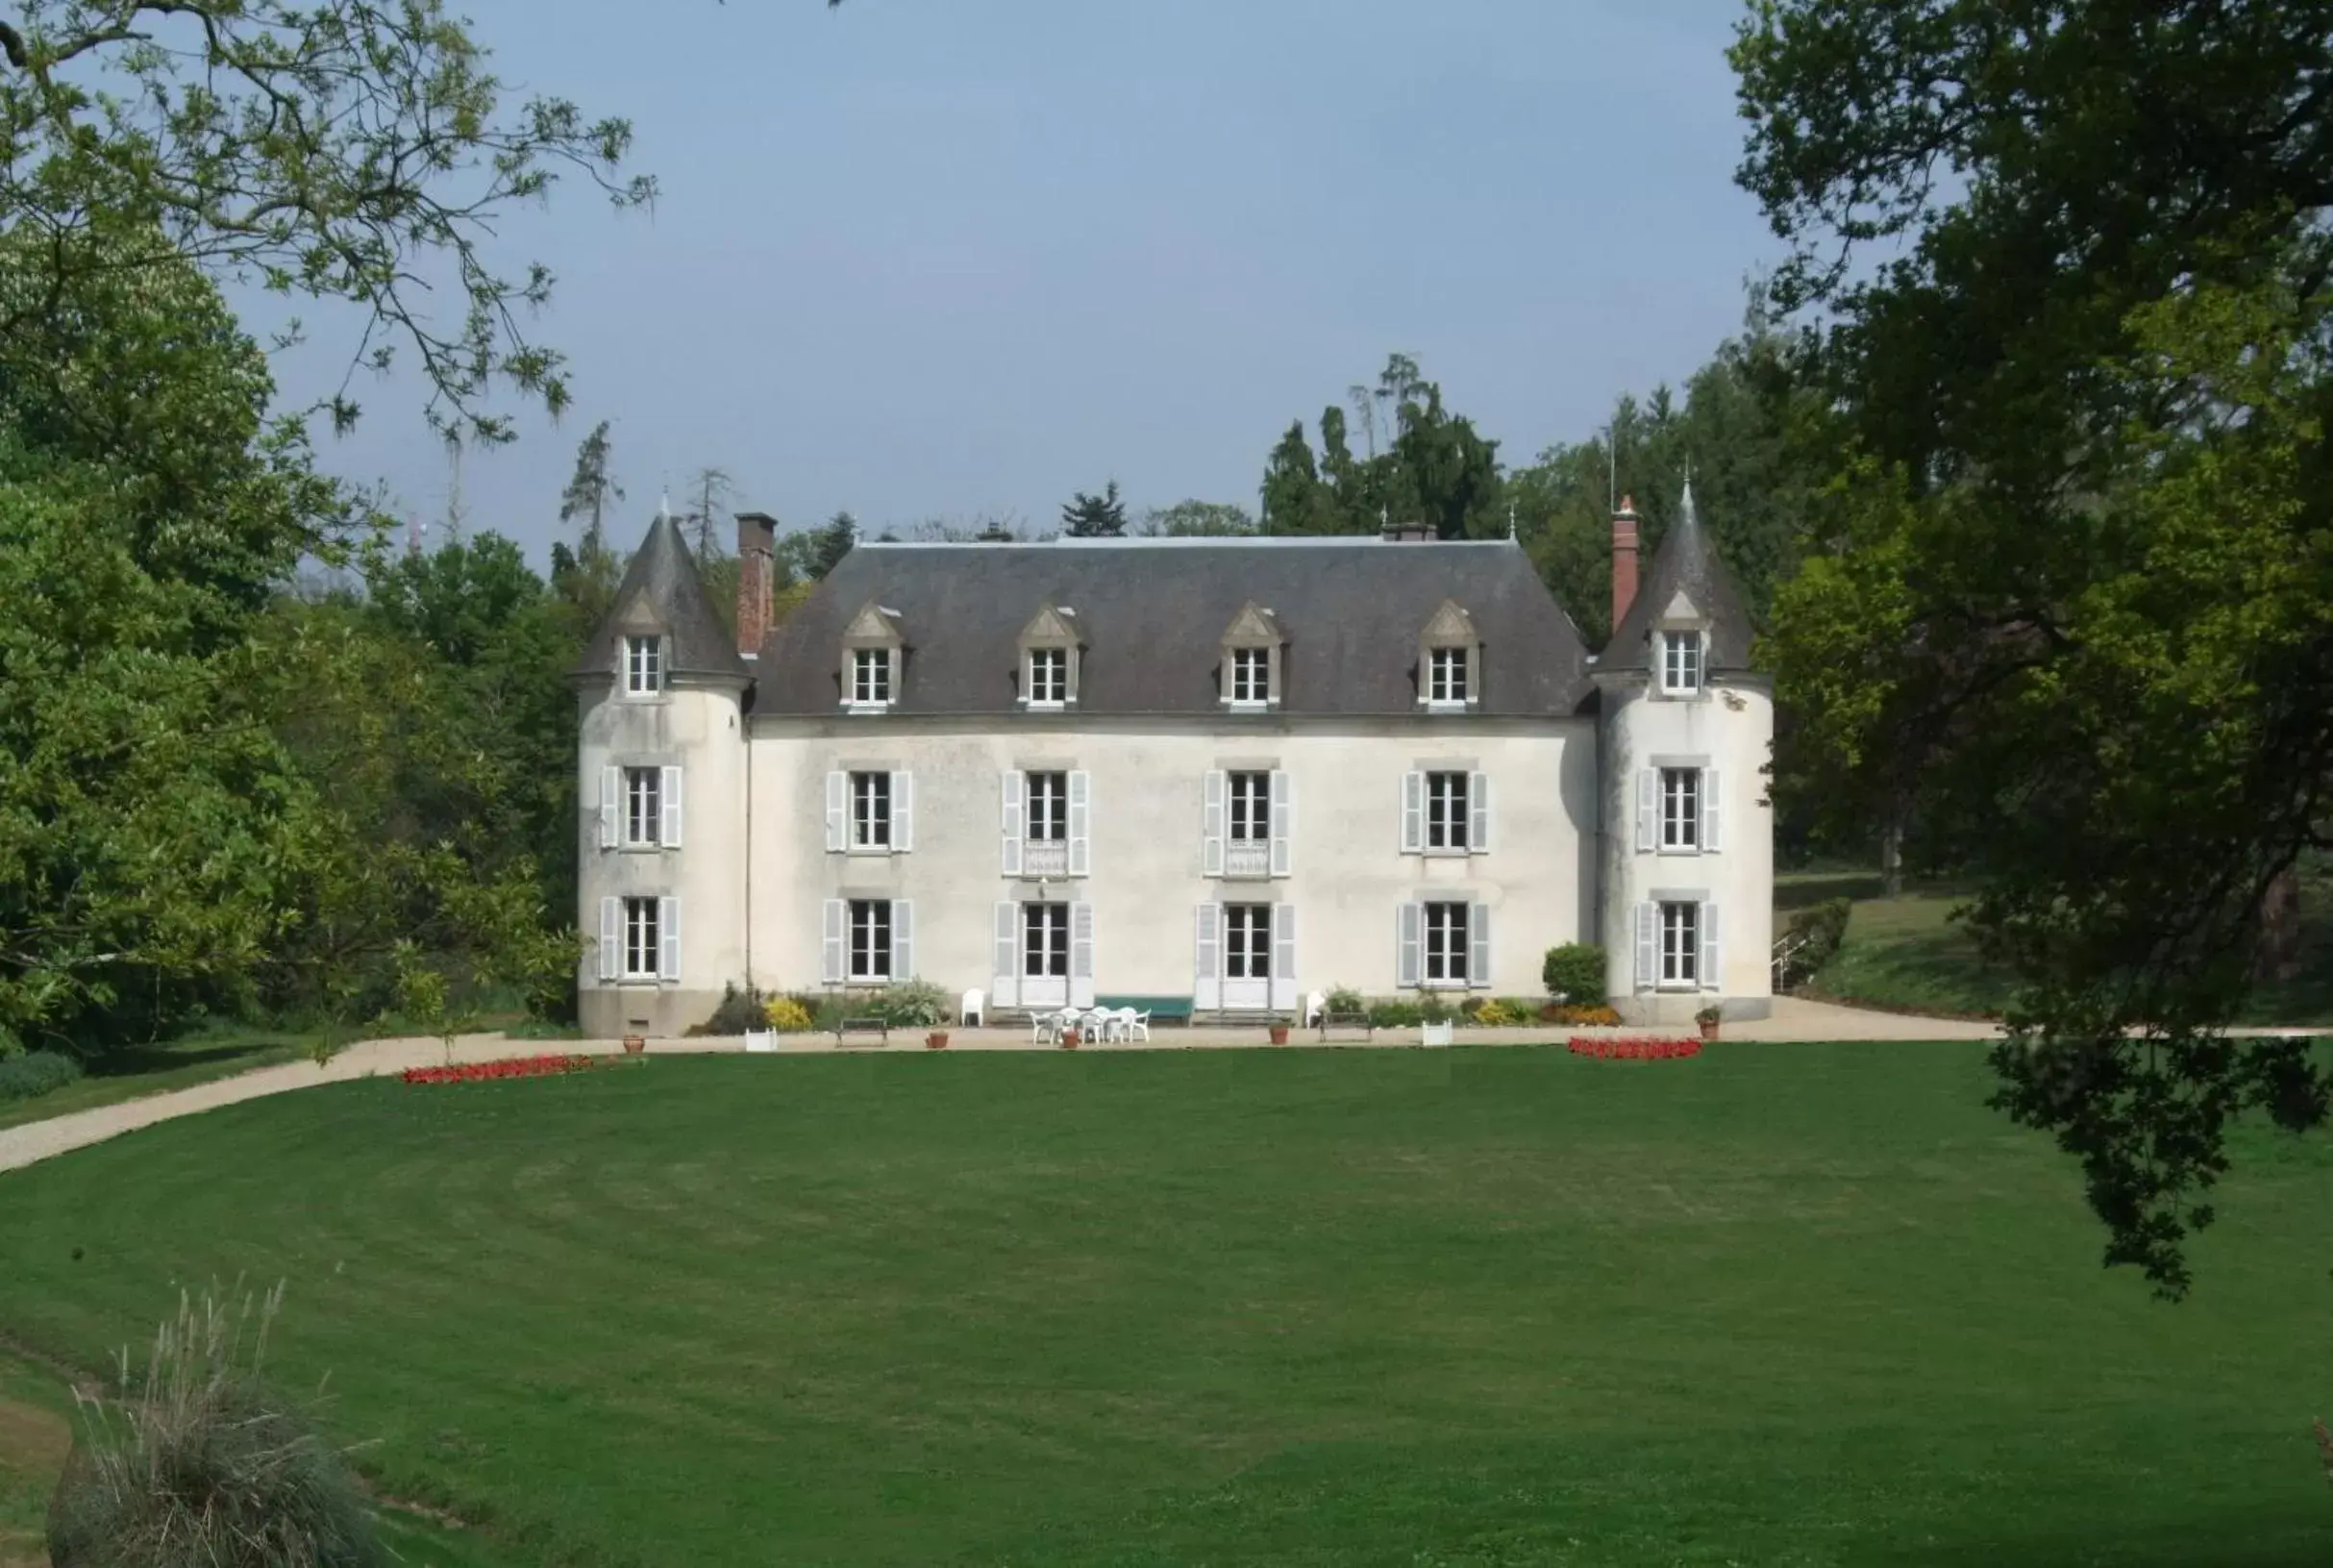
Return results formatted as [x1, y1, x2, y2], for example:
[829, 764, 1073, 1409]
[735, 510, 776, 659]
[1611, 495, 1641, 633]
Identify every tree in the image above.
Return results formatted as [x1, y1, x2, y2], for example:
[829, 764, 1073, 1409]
[780, 510, 857, 583]
[558, 422, 623, 560]
[682, 465, 735, 560]
[1735, 0, 2333, 1294]
[0, 0, 651, 442]
[1060, 481, 1129, 537]
[1260, 356, 1504, 539]
[1138, 500, 1255, 536]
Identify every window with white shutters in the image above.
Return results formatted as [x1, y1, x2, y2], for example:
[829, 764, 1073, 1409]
[1024, 902, 1071, 980]
[1225, 905, 1272, 980]
[848, 900, 893, 983]
[1659, 901, 1700, 985]
[624, 767, 660, 846]
[1029, 772, 1067, 841]
[851, 772, 891, 850]
[622, 897, 659, 979]
[1423, 902, 1470, 985]
[1426, 772, 1470, 851]
[1660, 768, 1700, 851]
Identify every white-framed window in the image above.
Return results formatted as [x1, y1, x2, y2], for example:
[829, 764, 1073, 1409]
[1027, 647, 1070, 706]
[1427, 647, 1469, 705]
[624, 635, 663, 696]
[849, 899, 893, 983]
[1660, 767, 1700, 851]
[1229, 647, 1272, 705]
[1228, 771, 1271, 844]
[851, 771, 891, 850]
[1024, 901, 1071, 981]
[1225, 904, 1272, 980]
[1423, 901, 1470, 985]
[1427, 771, 1470, 851]
[1660, 901, 1700, 985]
[1028, 771, 1068, 842]
[624, 767, 661, 846]
[1661, 630, 1703, 694]
[852, 648, 893, 707]
[623, 896, 659, 979]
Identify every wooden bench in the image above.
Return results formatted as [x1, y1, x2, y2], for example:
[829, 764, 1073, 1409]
[1094, 995, 1193, 1025]
[833, 1016, 889, 1046]
[1316, 1011, 1374, 1042]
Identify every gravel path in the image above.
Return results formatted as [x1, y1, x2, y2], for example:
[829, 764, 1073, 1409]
[0, 998, 2015, 1178]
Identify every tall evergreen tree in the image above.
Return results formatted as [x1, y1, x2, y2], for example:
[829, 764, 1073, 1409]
[558, 422, 623, 560]
[1060, 481, 1129, 537]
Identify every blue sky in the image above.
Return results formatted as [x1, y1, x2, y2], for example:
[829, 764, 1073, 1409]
[267, 0, 1779, 562]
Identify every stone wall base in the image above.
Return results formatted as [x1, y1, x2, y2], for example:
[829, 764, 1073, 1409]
[581, 986, 722, 1040]
[1613, 993, 1775, 1028]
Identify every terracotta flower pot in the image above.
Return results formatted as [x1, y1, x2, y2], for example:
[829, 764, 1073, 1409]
[1698, 1018, 1720, 1042]
[1060, 1030, 1080, 1051]
[1268, 1025, 1290, 1046]
[622, 1033, 646, 1056]
[926, 1031, 950, 1050]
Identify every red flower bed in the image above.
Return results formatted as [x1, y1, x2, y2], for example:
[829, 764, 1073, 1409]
[1566, 1036, 1702, 1061]
[401, 1053, 596, 1086]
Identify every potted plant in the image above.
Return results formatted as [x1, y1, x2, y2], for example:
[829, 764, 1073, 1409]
[926, 1029, 950, 1050]
[622, 1033, 646, 1056]
[1267, 1016, 1290, 1046]
[1060, 1027, 1080, 1051]
[1695, 1005, 1723, 1042]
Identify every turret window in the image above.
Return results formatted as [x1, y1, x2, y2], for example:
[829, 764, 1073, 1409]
[1661, 631, 1703, 694]
[624, 635, 663, 696]
[1660, 768, 1700, 851]
[625, 767, 661, 846]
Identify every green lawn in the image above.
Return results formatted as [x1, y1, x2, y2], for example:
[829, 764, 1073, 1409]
[0, 1030, 306, 1134]
[0, 1048, 2329, 1566]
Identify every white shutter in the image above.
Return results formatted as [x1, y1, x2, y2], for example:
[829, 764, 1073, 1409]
[891, 900, 913, 983]
[1701, 768, 1723, 854]
[1634, 902, 1658, 990]
[1469, 903, 1491, 990]
[1469, 771, 1490, 855]
[1070, 902, 1096, 1008]
[1700, 902, 1722, 992]
[1001, 769, 1026, 876]
[597, 896, 620, 982]
[1194, 904, 1223, 1010]
[1270, 903, 1298, 1011]
[660, 765, 683, 849]
[1636, 769, 1658, 853]
[821, 898, 846, 985]
[1068, 770, 1092, 877]
[992, 902, 1019, 1008]
[599, 766, 620, 849]
[1401, 771, 1425, 854]
[891, 770, 913, 853]
[1269, 770, 1293, 877]
[1396, 902, 1422, 988]
[1202, 770, 1226, 877]
[658, 896, 681, 983]
[825, 772, 847, 853]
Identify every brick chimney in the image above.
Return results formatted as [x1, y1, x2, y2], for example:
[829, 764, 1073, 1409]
[1611, 494, 1641, 633]
[735, 510, 776, 659]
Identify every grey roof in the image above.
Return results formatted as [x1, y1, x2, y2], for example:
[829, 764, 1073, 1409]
[573, 511, 751, 682]
[1600, 481, 1755, 673]
[755, 538, 1593, 717]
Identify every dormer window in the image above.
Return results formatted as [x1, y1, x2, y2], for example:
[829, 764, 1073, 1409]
[1218, 602, 1285, 711]
[1661, 630, 1703, 695]
[1017, 605, 1082, 709]
[1417, 601, 1480, 711]
[1028, 647, 1069, 706]
[852, 647, 893, 706]
[624, 635, 664, 696]
[841, 603, 906, 713]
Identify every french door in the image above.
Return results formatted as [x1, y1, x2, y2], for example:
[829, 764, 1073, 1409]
[1224, 904, 1272, 1009]
[1023, 902, 1071, 1008]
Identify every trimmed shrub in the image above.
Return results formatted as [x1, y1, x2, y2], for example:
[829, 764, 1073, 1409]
[697, 983, 774, 1037]
[1543, 1003, 1623, 1027]
[49, 1282, 383, 1568]
[1542, 943, 1607, 1005]
[1781, 898, 1853, 988]
[0, 1050, 84, 1104]
[1473, 999, 1523, 1029]
[875, 978, 953, 1029]
[763, 996, 815, 1033]
[1367, 1000, 1423, 1030]
[1325, 985, 1364, 1015]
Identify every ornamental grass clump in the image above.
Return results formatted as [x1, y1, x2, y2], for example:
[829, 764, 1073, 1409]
[0, 1048, 84, 1103]
[49, 1282, 383, 1568]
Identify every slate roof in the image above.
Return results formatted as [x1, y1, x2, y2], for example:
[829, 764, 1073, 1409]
[1600, 481, 1755, 674]
[572, 510, 751, 683]
[754, 538, 1594, 717]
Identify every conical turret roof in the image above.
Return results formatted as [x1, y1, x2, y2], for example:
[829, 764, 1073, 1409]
[572, 509, 751, 682]
[1599, 480, 1755, 673]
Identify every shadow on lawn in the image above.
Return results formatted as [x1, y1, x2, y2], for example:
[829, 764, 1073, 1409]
[86, 1038, 293, 1078]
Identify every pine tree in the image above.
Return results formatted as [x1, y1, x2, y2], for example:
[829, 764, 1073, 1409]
[1060, 481, 1129, 537]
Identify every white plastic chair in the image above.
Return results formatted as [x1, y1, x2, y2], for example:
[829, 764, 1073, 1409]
[1304, 990, 1326, 1027]
[1080, 1008, 1113, 1041]
[744, 1029, 777, 1055]
[1125, 1008, 1151, 1043]
[960, 988, 984, 1028]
